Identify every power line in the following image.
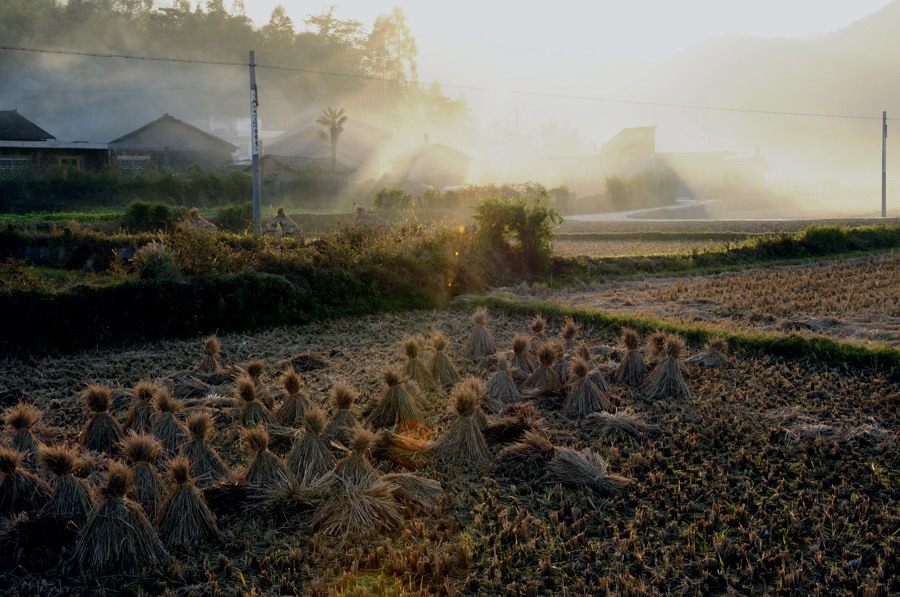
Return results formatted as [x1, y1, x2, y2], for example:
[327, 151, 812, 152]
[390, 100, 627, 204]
[0, 85, 244, 94]
[1, 44, 895, 122]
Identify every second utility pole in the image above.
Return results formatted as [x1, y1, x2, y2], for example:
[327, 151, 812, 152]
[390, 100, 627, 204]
[883, 110, 887, 218]
[249, 50, 261, 233]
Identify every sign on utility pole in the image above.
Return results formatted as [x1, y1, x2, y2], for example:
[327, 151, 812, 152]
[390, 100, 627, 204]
[249, 50, 262, 234]
[883, 111, 887, 218]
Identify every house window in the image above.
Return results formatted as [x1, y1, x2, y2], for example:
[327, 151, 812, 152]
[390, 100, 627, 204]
[0, 157, 30, 178]
[116, 155, 152, 178]
[58, 156, 82, 170]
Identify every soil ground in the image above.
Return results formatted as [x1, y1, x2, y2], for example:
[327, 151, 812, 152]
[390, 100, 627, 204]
[0, 305, 897, 595]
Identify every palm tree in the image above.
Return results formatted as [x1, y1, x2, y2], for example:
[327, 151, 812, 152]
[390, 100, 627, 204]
[316, 107, 348, 191]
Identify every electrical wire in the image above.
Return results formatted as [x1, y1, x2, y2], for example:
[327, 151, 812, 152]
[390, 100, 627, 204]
[1, 44, 894, 122]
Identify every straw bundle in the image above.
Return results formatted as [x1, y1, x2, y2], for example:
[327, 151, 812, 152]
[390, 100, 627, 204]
[545, 446, 632, 494]
[575, 341, 610, 392]
[274, 368, 310, 427]
[367, 368, 422, 429]
[121, 431, 164, 520]
[460, 375, 500, 417]
[80, 385, 123, 455]
[197, 336, 224, 375]
[318, 427, 379, 491]
[590, 408, 662, 440]
[559, 317, 581, 349]
[483, 402, 543, 445]
[495, 430, 556, 481]
[181, 411, 229, 488]
[644, 335, 693, 400]
[312, 479, 401, 539]
[246, 359, 272, 407]
[523, 341, 561, 394]
[485, 355, 520, 405]
[152, 388, 188, 458]
[401, 336, 436, 391]
[4, 402, 42, 460]
[554, 351, 571, 388]
[647, 331, 668, 364]
[124, 380, 158, 435]
[528, 313, 548, 358]
[323, 382, 360, 447]
[370, 429, 431, 469]
[235, 374, 277, 428]
[38, 444, 93, 524]
[686, 337, 730, 368]
[73, 462, 169, 574]
[0, 447, 51, 517]
[381, 472, 441, 511]
[286, 406, 335, 487]
[509, 334, 536, 378]
[613, 328, 646, 387]
[431, 385, 489, 468]
[467, 308, 497, 359]
[155, 456, 220, 548]
[240, 426, 290, 492]
[428, 332, 460, 389]
[563, 359, 612, 418]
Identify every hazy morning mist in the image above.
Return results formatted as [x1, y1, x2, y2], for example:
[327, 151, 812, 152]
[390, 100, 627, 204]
[1, 3, 898, 596]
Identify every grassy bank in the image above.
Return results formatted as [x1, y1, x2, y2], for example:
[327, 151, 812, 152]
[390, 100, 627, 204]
[471, 296, 900, 376]
[551, 223, 900, 282]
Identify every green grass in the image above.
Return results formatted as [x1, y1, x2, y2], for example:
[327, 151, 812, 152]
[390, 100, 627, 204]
[0, 210, 124, 224]
[469, 296, 900, 377]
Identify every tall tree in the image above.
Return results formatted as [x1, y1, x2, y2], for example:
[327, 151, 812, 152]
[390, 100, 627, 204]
[262, 4, 295, 48]
[365, 7, 417, 88]
[316, 107, 348, 189]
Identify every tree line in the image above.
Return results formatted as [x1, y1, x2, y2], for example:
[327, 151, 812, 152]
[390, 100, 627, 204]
[0, 1, 470, 138]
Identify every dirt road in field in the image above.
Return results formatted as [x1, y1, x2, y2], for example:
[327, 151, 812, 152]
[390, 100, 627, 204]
[496, 253, 900, 348]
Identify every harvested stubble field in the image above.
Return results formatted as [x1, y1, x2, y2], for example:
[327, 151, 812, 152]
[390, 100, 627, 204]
[506, 253, 900, 348]
[0, 306, 897, 596]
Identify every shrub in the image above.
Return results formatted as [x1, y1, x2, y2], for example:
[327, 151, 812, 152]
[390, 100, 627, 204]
[605, 169, 679, 211]
[215, 202, 254, 233]
[123, 201, 186, 233]
[132, 241, 180, 279]
[472, 196, 561, 274]
[802, 225, 849, 253]
[372, 188, 413, 211]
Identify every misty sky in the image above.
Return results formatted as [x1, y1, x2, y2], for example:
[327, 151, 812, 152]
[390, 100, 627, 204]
[241, 0, 892, 79]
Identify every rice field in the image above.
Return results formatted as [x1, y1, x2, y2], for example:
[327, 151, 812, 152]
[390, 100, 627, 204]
[505, 253, 900, 348]
[0, 306, 896, 595]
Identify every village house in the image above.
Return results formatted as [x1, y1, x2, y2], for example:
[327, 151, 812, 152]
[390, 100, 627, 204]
[262, 119, 392, 192]
[108, 113, 238, 176]
[389, 137, 473, 189]
[0, 109, 108, 177]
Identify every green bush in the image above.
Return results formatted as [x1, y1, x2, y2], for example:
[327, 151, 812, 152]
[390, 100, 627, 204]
[803, 225, 849, 253]
[472, 195, 561, 274]
[124, 201, 186, 233]
[372, 188, 414, 211]
[132, 240, 181, 279]
[215, 202, 254, 233]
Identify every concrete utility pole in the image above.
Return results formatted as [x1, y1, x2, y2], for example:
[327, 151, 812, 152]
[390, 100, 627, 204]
[249, 50, 262, 233]
[882, 111, 887, 218]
